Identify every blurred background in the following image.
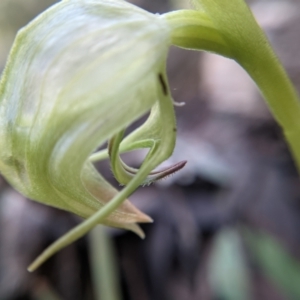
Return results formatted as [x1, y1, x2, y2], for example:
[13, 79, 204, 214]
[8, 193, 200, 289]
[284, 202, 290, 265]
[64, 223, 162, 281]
[1, 0, 300, 299]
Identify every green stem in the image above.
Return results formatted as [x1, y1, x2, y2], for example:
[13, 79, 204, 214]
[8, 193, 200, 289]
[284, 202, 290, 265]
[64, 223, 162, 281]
[163, 10, 232, 58]
[89, 226, 122, 300]
[238, 48, 300, 170]
[164, 4, 300, 172]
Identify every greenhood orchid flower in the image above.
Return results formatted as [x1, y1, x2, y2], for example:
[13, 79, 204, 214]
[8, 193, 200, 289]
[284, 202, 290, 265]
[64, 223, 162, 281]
[0, 0, 175, 235]
[1, 0, 300, 271]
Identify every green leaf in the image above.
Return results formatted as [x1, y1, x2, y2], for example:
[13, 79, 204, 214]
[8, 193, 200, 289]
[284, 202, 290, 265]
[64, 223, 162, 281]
[209, 229, 251, 300]
[246, 230, 300, 300]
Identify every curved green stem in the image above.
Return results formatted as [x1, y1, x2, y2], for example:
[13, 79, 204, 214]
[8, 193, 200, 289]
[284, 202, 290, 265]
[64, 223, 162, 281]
[163, 10, 232, 58]
[164, 2, 300, 172]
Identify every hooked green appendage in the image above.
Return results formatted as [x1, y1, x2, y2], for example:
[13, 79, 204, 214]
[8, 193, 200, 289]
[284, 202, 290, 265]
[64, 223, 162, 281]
[108, 130, 186, 186]
[108, 73, 186, 187]
[1, 0, 300, 271]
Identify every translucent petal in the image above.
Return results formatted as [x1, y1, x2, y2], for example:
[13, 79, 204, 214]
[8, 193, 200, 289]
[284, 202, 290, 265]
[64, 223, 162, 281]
[0, 0, 170, 229]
